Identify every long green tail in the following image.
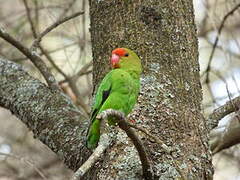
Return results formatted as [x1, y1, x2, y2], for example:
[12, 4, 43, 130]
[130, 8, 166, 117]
[87, 119, 100, 149]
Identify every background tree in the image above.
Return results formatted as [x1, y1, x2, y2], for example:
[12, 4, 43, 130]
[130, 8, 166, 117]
[0, 0, 240, 179]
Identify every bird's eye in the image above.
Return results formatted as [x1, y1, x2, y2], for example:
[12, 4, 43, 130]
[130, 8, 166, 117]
[124, 53, 129, 57]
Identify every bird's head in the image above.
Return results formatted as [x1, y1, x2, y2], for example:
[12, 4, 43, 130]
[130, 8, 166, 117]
[110, 48, 142, 73]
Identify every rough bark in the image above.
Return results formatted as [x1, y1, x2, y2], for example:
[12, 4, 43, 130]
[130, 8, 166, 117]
[89, 0, 213, 179]
[0, 58, 91, 171]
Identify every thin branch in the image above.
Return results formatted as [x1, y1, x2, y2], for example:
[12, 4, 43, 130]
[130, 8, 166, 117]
[58, 0, 78, 20]
[12, 41, 78, 61]
[24, 158, 59, 179]
[59, 70, 92, 84]
[97, 109, 153, 180]
[39, 45, 68, 79]
[39, 46, 90, 115]
[73, 109, 153, 180]
[33, 0, 40, 35]
[68, 79, 90, 115]
[22, 0, 38, 38]
[21, 0, 88, 112]
[0, 152, 47, 180]
[75, 61, 93, 79]
[31, 11, 84, 49]
[208, 96, 240, 129]
[71, 134, 111, 180]
[197, 0, 209, 37]
[205, 38, 240, 60]
[205, 3, 240, 84]
[22, 0, 68, 79]
[57, 61, 92, 115]
[0, 27, 59, 91]
[59, 61, 93, 84]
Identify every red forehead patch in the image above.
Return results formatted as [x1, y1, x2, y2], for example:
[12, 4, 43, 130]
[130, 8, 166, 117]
[112, 48, 127, 57]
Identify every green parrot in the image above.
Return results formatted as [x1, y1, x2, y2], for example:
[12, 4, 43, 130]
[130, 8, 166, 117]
[86, 48, 142, 149]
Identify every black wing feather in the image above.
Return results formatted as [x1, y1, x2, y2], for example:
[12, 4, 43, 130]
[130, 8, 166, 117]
[90, 85, 112, 120]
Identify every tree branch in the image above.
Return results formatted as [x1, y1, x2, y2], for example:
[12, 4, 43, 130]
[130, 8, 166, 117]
[205, 3, 240, 84]
[58, 0, 78, 20]
[210, 113, 240, 154]
[71, 134, 111, 180]
[73, 109, 153, 179]
[0, 58, 89, 171]
[208, 96, 240, 129]
[59, 61, 92, 84]
[21, 0, 88, 113]
[0, 152, 47, 180]
[0, 28, 59, 91]
[31, 11, 84, 50]
[23, 0, 38, 38]
[98, 109, 153, 180]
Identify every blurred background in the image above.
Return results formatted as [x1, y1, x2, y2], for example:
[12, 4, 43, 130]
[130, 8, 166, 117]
[0, 0, 240, 179]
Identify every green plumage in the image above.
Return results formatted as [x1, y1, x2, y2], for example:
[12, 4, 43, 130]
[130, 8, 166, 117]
[86, 48, 142, 149]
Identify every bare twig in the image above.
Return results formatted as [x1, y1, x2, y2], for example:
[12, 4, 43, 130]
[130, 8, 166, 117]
[21, 0, 60, 91]
[71, 134, 111, 180]
[24, 158, 59, 179]
[59, 70, 92, 84]
[197, 0, 209, 37]
[22, 0, 89, 113]
[23, 0, 38, 38]
[206, 80, 218, 106]
[57, 61, 92, 115]
[205, 3, 240, 84]
[40, 46, 68, 79]
[12, 41, 78, 61]
[68, 79, 90, 115]
[33, 0, 40, 35]
[39, 46, 90, 115]
[75, 61, 93, 78]
[23, 0, 68, 79]
[23, 0, 67, 79]
[59, 61, 93, 84]
[31, 11, 84, 50]
[204, 38, 240, 60]
[0, 27, 60, 90]
[58, 0, 78, 20]
[73, 109, 152, 180]
[97, 109, 153, 180]
[0, 152, 47, 180]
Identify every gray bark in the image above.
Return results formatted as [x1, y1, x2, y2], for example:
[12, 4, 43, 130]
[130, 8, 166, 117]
[0, 58, 90, 171]
[89, 0, 213, 179]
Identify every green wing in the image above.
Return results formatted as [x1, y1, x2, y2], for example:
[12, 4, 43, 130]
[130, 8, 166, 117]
[86, 71, 113, 149]
[86, 69, 140, 149]
[91, 71, 113, 121]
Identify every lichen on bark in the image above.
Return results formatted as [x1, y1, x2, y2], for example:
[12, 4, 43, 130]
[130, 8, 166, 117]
[89, 0, 213, 179]
[0, 58, 91, 171]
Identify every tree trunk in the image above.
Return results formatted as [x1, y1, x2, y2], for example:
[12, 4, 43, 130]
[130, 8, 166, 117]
[89, 0, 213, 179]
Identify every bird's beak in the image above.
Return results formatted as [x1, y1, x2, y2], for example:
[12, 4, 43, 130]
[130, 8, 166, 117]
[111, 54, 120, 68]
